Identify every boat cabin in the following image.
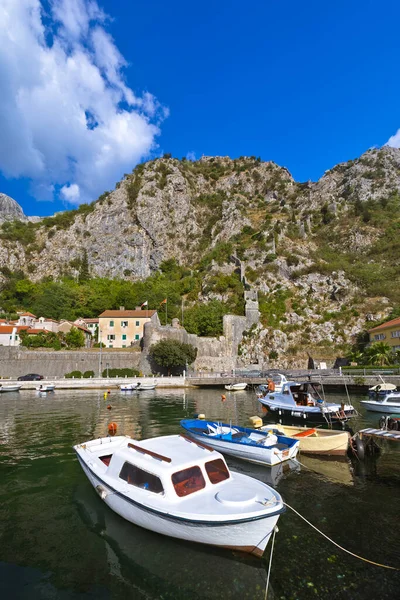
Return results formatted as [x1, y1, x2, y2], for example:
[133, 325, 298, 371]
[80, 435, 231, 500]
[271, 381, 324, 407]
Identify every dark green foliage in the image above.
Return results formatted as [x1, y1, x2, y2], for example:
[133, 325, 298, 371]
[65, 327, 85, 348]
[126, 175, 142, 209]
[149, 339, 197, 374]
[102, 368, 140, 378]
[83, 370, 95, 378]
[183, 300, 227, 336]
[0, 221, 37, 245]
[20, 330, 61, 350]
[65, 370, 83, 378]
[78, 250, 90, 283]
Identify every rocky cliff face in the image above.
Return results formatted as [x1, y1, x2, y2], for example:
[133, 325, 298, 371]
[0, 147, 399, 366]
[0, 193, 27, 223]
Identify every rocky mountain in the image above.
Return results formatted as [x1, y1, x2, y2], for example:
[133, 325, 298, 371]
[0, 146, 399, 365]
[0, 193, 27, 223]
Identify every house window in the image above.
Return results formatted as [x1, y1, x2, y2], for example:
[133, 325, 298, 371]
[136, 321, 140, 326]
[109, 320, 114, 327]
[119, 462, 164, 494]
[374, 334, 385, 341]
[121, 321, 128, 328]
[391, 330, 400, 338]
[122, 334, 127, 340]
[135, 334, 140, 340]
[107, 334, 115, 341]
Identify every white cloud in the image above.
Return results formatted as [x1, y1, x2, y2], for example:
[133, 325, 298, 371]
[0, 0, 167, 206]
[61, 183, 80, 202]
[386, 130, 400, 148]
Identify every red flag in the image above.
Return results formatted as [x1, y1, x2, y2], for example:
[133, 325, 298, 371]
[160, 298, 167, 305]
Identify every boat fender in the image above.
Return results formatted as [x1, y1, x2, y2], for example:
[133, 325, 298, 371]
[108, 422, 118, 436]
[95, 485, 108, 500]
[197, 413, 205, 420]
[355, 435, 365, 460]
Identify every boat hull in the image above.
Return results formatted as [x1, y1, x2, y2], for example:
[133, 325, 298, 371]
[360, 401, 400, 413]
[224, 383, 247, 391]
[183, 430, 298, 466]
[77, 456, 281, 557]
[259, 402, 355, 425]
[261, 425, 349, 456]
[0, 385, 22, 392]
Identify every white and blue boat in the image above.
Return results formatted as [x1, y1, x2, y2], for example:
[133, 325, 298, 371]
[258, 380, 356, 425]
[180, 419, 299, 466]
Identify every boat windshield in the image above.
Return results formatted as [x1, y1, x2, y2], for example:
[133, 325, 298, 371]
[119, 462, 164, 494]
[205, 459, 230, 484]
[172, 465, 206, 497]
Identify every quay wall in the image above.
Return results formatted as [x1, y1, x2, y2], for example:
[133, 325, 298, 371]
[0, 346, 141, 379]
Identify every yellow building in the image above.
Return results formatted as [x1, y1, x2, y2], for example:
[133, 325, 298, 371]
[368, 316, 400, 352]
[98, 308, 159, 348]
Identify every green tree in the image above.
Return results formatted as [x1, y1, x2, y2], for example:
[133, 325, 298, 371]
[78, 249, 90, 283]
[364, 342, 393, 366]
[65, 327, 85, 348]
[149, 339, 197, 375]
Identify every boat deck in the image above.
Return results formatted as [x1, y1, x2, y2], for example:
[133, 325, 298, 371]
[359, 428, 400, 442]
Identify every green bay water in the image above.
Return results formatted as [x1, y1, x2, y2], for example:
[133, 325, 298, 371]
[0, 388, 399, 599]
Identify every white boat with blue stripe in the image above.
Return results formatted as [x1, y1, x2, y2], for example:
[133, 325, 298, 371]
[74, 434, 285, 557]
[180, 419, 299, 466]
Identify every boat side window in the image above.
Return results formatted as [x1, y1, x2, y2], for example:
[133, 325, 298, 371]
[205, 459, 230, 484]
[99, 454, 113, 467]
[386, 397, 400, 403]
[172, 466, 206, 497]
[119, 462, 164, 494]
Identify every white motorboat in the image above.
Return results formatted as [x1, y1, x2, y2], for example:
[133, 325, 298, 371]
[120, 383, 140, 392]
[224, 383, 247, 391]
[137, 382, 157, 391]
[36, 384, 55, 392]
[74, 434, 284, 557]
[181, 419, 299, 466]
[361, 392, 400, 413]
[0, 384, 22, 393]
[259, 380, 356, 425]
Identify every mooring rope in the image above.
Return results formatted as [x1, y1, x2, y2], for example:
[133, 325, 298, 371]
[264, 525, 278, 600]
[283, 501, 399, 571]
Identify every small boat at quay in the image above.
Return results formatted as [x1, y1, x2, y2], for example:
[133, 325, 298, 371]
[258, 380, 356, 425]
[0, 384, 22, 393]
[36, 384, 55, 392]
[361, 392, 400, 413]
[368, 382, 397, 398]
[120, 382, 157, 391]
[224, 383, 247, 391]
[259, 423, 350, 457]
[74, 434, 285, 557]
[180, 419, 299, 466]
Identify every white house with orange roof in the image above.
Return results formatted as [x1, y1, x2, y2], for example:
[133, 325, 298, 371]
[98, 307, 160, 348]
[0, 325, 30, 346]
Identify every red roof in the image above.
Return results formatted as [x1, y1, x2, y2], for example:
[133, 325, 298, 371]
[18, 312, 37, 318]
[369, 316, 400, 333]
[0, 326, 30, 334]
[99, 310, 156, 318]
[25, 328, 50, 334]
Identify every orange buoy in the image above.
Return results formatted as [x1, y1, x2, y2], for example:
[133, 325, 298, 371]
[221, 394, 226, 402]
[108, 422, 118, 436]
[107, 389, 111, 394]
[107, 404, 112, 410]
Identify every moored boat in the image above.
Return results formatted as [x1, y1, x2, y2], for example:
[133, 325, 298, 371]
[120, 383, 140, 391]
[258, 422, 350, 456]
[36, 384, 55, 392]
[180, 419, 299, 466]
[368, 382, 397, 398]
[361, 392, 400, 413]
[0, 384, 22, 393]
[74, 434, 285, 557]
[137, 382, 157, 391]
[224, 383, 247, 391]
[259, 380, 356, 425]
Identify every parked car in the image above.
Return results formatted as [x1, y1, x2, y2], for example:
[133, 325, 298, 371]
[17, 374, 44, 381]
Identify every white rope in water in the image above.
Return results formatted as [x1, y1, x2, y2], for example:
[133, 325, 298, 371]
[264, 525, 278, 600]
[283, 501, 399, 571]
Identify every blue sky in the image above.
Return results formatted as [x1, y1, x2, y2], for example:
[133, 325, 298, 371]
[1, 0, 400, 216]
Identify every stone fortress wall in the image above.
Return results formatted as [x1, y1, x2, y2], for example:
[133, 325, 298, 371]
[140, 290, 260, 374]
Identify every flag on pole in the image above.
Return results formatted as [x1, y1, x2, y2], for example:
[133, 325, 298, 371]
[140, 301, 148, 308]
[160, 298, 167, 305]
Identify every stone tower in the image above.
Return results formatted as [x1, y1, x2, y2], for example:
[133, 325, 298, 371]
[244, 290, 260, 327]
